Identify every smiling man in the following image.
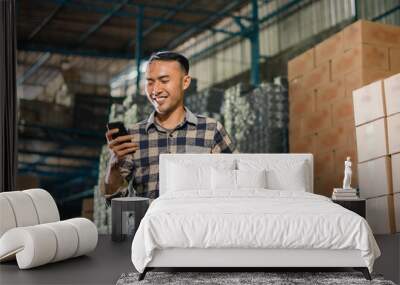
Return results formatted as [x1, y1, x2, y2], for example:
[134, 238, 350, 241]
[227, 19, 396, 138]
[103, 51, 237, 200]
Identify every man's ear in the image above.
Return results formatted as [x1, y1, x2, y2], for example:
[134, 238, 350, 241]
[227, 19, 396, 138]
[182, 75, 191, 91]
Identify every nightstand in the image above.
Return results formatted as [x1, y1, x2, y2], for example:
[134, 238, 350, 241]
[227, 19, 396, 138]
[332, 198, 366, 218]
[111, 197, 150, 242]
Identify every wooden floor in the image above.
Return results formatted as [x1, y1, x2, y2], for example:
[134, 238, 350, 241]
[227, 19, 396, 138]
[0, 235, 133, 285]
[1, 234, 398, 285]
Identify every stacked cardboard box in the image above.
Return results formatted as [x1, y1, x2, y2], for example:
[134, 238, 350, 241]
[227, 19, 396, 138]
[81, 198, 94, 221]
[353, 73, 400, 234]
[15, 175, 39, 190]
[288, 20, 400, 197]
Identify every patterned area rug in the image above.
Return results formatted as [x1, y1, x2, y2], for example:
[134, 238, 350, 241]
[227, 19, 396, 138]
[116, 271, 396, 285]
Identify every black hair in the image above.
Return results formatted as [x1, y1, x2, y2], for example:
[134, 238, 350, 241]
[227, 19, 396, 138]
[148, 51, 189, 74]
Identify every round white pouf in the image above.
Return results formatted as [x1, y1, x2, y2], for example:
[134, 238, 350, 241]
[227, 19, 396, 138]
[23, 189, 60, 224]
[0, 196, 17, 237]
[42, 221, 79, 262]
[0, 192, 39, 227]
[0, 189, 98, 269]
[0, 226, 57, 269]
[65, 218, 98, 257]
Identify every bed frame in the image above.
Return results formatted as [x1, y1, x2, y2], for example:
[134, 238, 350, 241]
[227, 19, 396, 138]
[140, 248, 370, 280]
[138, 154, 371, 281]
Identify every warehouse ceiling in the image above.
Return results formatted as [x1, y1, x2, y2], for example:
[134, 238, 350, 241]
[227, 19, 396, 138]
[17, 51, 130, 86]
[17, 0, 248, 59]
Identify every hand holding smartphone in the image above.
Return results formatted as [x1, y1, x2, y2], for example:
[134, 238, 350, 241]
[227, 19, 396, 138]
[107, 121, 129, 139]
[106, 121, 138, 160]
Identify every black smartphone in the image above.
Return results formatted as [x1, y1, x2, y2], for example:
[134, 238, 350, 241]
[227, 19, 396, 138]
[107, 121, 128, 140]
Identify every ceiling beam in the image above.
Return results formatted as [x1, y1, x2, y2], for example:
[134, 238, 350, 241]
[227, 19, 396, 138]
[371, 3, 400, 21]
[28, 0, 69, 41]
[187, 0, 306, 64]
[125, 0, 193, 50]
[92, 0, 252, 20]
[43, 0, 192, 26]
[18, 42, 135, 59]
[17, 52, 51, 85]
[41, 0, 238, 35]
[165, 0, 245, 50]
[76, 0, 129, 47]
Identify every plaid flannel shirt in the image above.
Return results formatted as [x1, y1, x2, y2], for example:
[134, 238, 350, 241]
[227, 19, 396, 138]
[109, 107, 238, 199]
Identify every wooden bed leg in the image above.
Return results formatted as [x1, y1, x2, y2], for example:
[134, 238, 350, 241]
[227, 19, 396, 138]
[138, 268, 148, 281]
[354, 267, 371, 280]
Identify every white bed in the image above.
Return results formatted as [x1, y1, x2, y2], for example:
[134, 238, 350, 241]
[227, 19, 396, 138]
[131, 154, 380, 280]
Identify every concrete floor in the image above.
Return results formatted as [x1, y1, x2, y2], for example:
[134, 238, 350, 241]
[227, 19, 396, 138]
[0, 235, 133, 285]
[1, 234, 399, 285]
[373, 233, 400, 284]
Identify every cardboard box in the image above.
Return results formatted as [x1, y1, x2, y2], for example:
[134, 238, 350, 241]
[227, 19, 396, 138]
[316, 79, 346, 107]
[290, 92, 316, 118]
[331, 44, 388, 80]
[288, 20, 400, 198]
[301, 61, 330, 92]
[344, 67, 395, 97]
[316, 123, 352, 153]
[362, 44, 389, 71]
[392, 153, 400, 194]
[314, 175, 336, 197]
[290, 134, 316, 154]
[356, 118, 388, 163]
[390, 48, 400, 73]
[315, 32, 343, 66]
[394, 192, 400, 232]
[301, 105, 332, 135]
[289, 117, 302, 141]
[81, 198, 94, 221]
[314, 151, 335, 178]
[82, 198, 93, 212]
[384, 73, 400, 116]
[366, 194, 396, 234]
[331, 46, 362, 80]
[353, 80, 386, 126]
[16, 175, 39, 190]
[332, 97, 354, 124]
[288, 49, 315, 81]
[358, 156, 393, 199]
[82, 212, 93, 220]
[289, 77, 303, 98]
[388, 113, 400, 154]
[342, 20, 400, 50]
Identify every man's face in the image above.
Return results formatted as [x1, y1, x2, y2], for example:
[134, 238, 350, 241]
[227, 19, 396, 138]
[145, 60, 190, 115]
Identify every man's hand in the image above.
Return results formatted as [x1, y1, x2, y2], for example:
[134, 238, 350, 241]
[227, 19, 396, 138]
[106, 129, 139, 160]
[102, 129, 137, 197]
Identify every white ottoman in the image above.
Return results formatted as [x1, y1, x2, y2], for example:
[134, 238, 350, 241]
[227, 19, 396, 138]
[0, 189, 98, 269]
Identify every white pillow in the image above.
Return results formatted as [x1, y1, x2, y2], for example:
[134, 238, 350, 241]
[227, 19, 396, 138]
[237, 169, 267, 189]
[167, 162, 211, 191]
[166, 159, 236, 192]
[211, 168, 236, 190]
[237, 159, 308, 191]
[211, 168, 268, 190]
[166, 158, 236, 171]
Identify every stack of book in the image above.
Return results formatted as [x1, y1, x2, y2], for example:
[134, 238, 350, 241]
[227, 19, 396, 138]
[332, 188, 359, 200]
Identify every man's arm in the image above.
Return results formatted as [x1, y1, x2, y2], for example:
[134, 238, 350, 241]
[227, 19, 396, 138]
[211, 121, 238, 153]
[102, 154, 128, 196]
[102, 129, 138, 197]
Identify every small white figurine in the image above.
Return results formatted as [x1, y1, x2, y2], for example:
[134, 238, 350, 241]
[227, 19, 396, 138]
[342, 156, 352, 189]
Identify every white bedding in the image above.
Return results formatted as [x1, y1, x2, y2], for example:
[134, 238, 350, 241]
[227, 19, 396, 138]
[131, 189, 380, 273]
